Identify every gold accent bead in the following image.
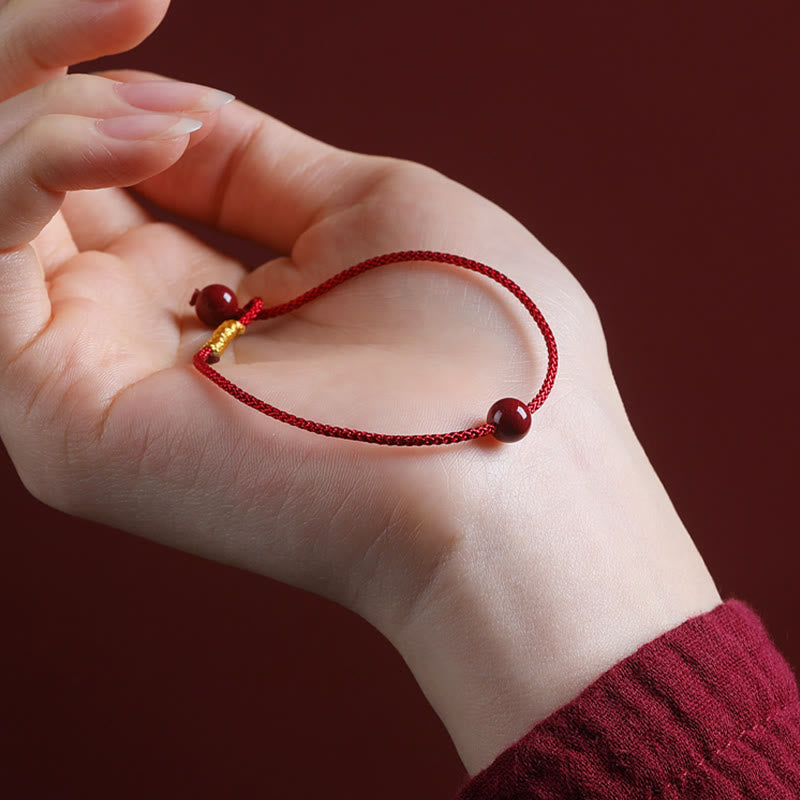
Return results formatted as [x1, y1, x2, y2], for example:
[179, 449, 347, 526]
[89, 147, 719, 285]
[204, 319, 246, 360]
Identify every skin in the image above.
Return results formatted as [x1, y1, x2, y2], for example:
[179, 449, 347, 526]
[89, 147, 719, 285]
[0, 0, 721, 775]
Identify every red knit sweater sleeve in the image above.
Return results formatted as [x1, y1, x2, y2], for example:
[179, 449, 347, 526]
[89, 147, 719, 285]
[455, 599, 800, 799]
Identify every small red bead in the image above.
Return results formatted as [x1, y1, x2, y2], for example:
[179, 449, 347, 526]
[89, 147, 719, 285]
[487, 397, 531, 443]
[190, 284, 240, 328]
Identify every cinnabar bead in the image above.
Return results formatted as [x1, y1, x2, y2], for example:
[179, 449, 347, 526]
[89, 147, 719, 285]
[190, 284, 240, 328]
[487, 397, 531, 443]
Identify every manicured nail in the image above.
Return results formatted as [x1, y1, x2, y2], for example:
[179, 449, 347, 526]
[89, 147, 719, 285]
[115, 81, 235, 113]
[97, 114, 204, 141]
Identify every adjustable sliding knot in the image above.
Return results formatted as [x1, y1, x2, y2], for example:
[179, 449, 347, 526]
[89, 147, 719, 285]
[202, 318, 246, 364]
[190, 251, 558, 447]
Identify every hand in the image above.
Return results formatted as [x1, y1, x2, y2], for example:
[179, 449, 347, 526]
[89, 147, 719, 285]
[0, 0, 721, 774]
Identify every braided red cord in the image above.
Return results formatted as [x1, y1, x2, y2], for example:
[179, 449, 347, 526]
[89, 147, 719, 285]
[192, 251, 558, 446]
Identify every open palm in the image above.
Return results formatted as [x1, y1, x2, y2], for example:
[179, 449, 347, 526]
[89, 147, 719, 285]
[0, 1, 609, 636]
[22, 79, 596, 601]
[2, 3, 726, 776]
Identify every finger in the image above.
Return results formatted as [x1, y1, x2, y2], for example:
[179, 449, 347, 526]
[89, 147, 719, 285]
[0, 0, 170, 99]
[0, 112, 201, 361]
[103, 71, 381, 256]
[0, 72, 233, 145]
[0, 72, 234, 253]
[0, 114, 205, 251]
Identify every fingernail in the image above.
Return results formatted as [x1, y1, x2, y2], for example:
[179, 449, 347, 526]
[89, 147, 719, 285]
[115, 81, 235, 113]
[97, 114, 204, 141]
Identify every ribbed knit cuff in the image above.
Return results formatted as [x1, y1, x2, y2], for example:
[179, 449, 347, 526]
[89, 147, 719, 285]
[456, 600, 800, 799]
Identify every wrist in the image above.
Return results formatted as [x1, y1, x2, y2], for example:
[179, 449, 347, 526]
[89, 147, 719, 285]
[377, 393, 721, 775]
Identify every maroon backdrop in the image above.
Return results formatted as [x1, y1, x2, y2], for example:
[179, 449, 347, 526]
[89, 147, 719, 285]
[2, 1, 798, 796]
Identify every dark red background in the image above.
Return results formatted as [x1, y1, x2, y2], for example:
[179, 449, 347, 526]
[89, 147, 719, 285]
[2, 1, 798, 796]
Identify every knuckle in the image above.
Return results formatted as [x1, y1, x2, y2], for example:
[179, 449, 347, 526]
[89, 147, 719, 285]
[18, 112, 54, 153]
[20, 112, 123, 192]
[33, 73, 73, 107]
[18, 114, 69, 174]
[35, 72, 111, 107]
[373, 157, 447, 189]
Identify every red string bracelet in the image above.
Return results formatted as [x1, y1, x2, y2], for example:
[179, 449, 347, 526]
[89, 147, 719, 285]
[190, 250, 558, 446]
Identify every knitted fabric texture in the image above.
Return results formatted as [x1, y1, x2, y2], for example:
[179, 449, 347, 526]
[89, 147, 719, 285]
[456, 599, 800, 799]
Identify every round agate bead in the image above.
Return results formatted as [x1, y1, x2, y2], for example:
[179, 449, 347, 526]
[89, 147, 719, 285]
[190, 284, 240, 328]
[487, 397, 531, 443]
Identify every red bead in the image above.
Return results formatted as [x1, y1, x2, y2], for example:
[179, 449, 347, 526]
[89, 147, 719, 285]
[190, 284, 240, 328]
[487, 397, 531, 443]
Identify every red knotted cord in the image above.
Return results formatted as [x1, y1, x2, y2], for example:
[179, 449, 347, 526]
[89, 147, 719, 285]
[192, 251, 558, 446]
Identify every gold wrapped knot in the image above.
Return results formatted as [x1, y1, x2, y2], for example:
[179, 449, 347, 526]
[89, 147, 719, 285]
[204, 319, 246, 361]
